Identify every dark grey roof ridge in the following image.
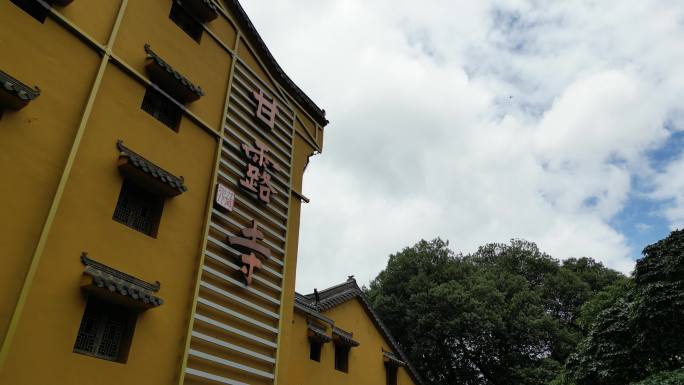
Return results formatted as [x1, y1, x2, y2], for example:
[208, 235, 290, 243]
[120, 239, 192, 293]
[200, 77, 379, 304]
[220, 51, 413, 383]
[144, 44, 205, 98]
[0, 70, 40, 104]
[303, 279, 356, 301]
[117, 140, 188, 194]
[80, 252, 164, 307]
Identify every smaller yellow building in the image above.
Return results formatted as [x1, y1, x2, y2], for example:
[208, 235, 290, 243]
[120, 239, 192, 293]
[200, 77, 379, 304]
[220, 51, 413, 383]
[284, 278, 423, 385]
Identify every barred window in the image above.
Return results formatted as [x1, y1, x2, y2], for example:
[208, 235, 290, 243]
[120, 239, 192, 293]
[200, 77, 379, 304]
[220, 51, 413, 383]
[169, 2, 203, 42]
[10, 0, 49, 23]
[113, 179, 164, 237]
[141, 87, 182, 131]
[73, 298, 136, 362]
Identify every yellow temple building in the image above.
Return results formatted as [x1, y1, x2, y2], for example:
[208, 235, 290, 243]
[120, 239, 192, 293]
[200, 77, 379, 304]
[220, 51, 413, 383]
[0, 1, 422, 384]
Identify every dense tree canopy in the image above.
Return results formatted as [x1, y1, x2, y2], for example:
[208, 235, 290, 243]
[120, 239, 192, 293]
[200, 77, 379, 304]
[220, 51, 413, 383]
[566, 229, 684, 385]
[366, 231, 684, 385]
[366, 239, 622, 385]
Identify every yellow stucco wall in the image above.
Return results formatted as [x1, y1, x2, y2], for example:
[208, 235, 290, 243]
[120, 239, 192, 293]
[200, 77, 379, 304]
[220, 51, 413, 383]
[286, 299, 416, 385]
[114, 0, 233, 130]
[0, 1, 328, 384]
[58, 0, 121, 45]
[0, 47, 219, 385]
[0, 0, 101, 347]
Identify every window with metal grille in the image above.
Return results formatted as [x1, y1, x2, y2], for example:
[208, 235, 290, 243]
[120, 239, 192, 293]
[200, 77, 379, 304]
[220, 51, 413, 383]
[386, 365, 398, 385]
[169, 2, 203, 42]
[113, 179, 164, 237]
[10, 0, 49, 23]
[73, 298, 136, 362]
[141, 86, 182, 131]
[310, 341, 322, 362]
[334, 345, 349, 373]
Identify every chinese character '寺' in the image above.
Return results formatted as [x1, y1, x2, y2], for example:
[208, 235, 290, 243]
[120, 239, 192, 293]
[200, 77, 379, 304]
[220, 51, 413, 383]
[240, 253, 262, 285]
[240, 140, 279, 205]
[252, 88, 278, 130]
[228, 220, 271, 285]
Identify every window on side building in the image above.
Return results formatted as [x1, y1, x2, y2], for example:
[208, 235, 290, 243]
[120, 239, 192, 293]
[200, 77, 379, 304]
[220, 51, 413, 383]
[169, 1, 203, 42]
[334, 345, 349, 373]
[73, 298, 137, 363]
[113, 179, 164, 237]
[386, 365, 398, 385]
[141, 86, 182, 132]
[310, 341, 322, 362]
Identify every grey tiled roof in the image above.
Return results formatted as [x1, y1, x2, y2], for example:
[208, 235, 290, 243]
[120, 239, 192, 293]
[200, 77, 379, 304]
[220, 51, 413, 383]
[0, 70, 40, 109]
[144, 44, 204, 100]
[384, 350, 406, 367]
[294, 292, 335, 324]
[302, 278, 363, 311]
[185, 0, 219, 20]
[199, 0, 219, 13]
[332, 327, 360, 347]
[307, 322, 332, 343]
[117, 140, 187, 195]
[80, 252, 163, 308]
[222, 0, 328, 126]
[296, 278, 425, 385]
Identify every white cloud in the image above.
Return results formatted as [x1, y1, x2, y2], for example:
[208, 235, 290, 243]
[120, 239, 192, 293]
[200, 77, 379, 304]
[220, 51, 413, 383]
[652, 154, 684, 229]
[238, 0, 684, 291]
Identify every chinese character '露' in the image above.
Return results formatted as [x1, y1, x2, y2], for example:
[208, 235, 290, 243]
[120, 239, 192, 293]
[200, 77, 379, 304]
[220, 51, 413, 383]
[240, 140, 279, 205]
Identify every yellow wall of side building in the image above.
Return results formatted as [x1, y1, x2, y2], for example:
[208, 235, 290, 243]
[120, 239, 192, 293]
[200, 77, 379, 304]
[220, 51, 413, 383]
[0, 0, 328, 384]
[286, 299, 417, 385]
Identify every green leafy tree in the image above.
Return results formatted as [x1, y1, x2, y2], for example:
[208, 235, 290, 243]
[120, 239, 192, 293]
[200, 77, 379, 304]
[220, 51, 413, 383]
[367, 238, 621, 385]
[574, 277, 632, 332]
[630, 368, 684, 385]
[567, 229, 684, 385]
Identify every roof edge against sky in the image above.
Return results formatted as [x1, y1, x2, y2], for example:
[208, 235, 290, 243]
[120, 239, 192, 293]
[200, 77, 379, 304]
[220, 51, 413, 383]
[223, 0, 329, 127]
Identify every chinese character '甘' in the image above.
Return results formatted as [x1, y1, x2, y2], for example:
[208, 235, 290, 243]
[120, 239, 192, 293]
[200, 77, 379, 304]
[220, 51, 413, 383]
[240, 140, 279, 205]
[252, 88, 278, 130]
[228, 220, 271, 285]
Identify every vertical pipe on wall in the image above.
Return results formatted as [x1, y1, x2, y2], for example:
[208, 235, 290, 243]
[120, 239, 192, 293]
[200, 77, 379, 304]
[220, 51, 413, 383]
[0, 0, 129, 370]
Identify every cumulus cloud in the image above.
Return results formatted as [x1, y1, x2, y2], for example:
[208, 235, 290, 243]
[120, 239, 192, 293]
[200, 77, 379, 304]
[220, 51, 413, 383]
[652, 154, 684, 229]
[238, 0, 684, 291]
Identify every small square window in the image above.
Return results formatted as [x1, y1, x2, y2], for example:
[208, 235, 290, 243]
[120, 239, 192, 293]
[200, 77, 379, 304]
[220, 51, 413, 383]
[310, 341, 322, 362]
[386, 365, 398, 385]
[169, 2, 203, 42]
[113, 179, 164, 237]
[141, 87, 182, 131]
[334, 345, 349, 373]
[74, 298, 137, 363]
[10, 0, 49, 23]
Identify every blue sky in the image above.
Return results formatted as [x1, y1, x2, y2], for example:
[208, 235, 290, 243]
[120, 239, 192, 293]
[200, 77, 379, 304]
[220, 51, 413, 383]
[240, 0, 684, 290]
[617, 129, 684, 258]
